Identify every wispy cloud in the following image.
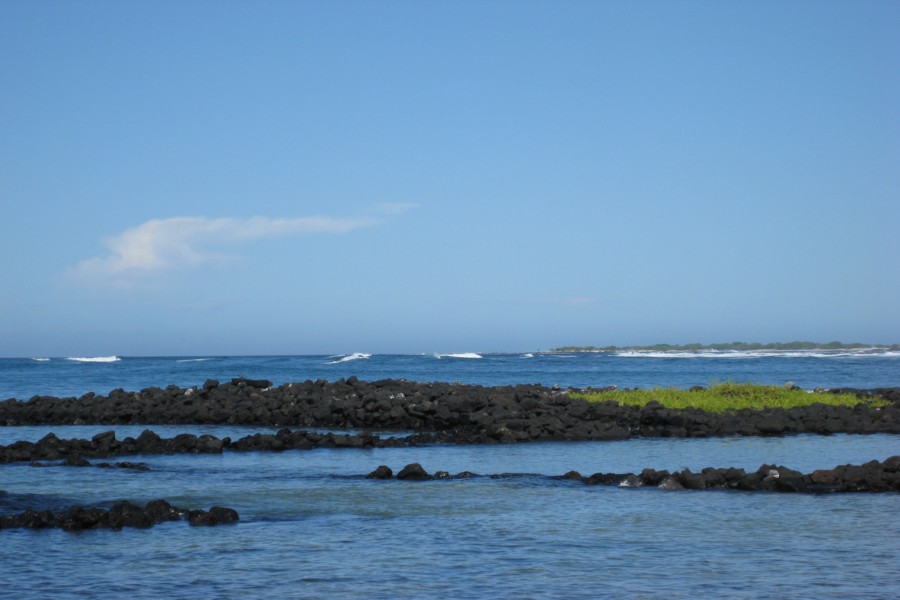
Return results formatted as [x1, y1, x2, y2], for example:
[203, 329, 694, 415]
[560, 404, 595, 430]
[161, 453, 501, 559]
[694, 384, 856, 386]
[69, 215, 380, 284]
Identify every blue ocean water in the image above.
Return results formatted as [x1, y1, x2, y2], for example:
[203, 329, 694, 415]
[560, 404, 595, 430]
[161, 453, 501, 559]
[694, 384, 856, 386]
[2, 349, 899, 400]
[1, 352, 899, 598]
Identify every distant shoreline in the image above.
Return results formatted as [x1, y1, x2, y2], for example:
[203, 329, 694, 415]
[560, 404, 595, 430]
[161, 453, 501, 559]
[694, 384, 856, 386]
[550, 342, 900, 353]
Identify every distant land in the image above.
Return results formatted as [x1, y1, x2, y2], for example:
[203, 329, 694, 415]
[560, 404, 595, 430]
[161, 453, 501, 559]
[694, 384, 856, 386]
[550, 341, 900, 353]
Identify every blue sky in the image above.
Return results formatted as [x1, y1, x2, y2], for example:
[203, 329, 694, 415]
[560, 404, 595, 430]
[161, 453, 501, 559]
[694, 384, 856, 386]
[1, 1, 898, 356]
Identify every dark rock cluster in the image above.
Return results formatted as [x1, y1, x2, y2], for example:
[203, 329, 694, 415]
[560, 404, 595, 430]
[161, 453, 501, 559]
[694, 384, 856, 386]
[0, 498, 239, 531]
[365, 463, 483, 480]
[1, 430, 227, 463]
[366, 457, 900, 493]
[1, 378, 898, 441]
[0, 429, 448, 464]
[29, 457, 150, 470]
[560, 455, 900, 493]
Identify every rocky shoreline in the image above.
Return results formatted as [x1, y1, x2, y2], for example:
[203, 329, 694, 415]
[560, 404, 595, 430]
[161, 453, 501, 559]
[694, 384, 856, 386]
[362, 457, 900, 493]
[0, 428, 437, 463]
[0, 496, 239, 530]
[3, 380, 898, 534]
[5, 456, 895, 534]
[2, 378, 899, 442]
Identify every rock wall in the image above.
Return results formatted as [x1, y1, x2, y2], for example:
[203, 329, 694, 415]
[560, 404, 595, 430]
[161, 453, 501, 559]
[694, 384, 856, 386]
[363, 456, 900, 493]
[0, 498, 238, 530]
[2, 378, 898, 441]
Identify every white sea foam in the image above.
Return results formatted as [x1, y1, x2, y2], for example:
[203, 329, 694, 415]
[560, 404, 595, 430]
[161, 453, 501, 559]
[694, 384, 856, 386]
[176, 358, 212, 363]
[326, 353, 372, 364]
[614, 349, 899, 359]
[66, 356, 121, 363]
[31, 358, 51, 362]
[521, 353, 534, 358]
[434, 353, 483, 359]
[615, 351, 720, 359]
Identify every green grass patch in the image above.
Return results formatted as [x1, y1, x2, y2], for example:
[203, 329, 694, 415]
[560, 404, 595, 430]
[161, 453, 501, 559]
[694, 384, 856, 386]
[569, 383, 888, 412]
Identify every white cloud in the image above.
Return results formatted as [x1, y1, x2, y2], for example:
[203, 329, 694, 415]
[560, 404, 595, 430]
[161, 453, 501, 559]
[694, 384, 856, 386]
[69, 215, 380, 284]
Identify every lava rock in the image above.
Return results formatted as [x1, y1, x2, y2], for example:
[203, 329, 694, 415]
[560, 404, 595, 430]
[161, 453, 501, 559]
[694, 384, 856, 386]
[396, 463, 429, 480]
[366, 465, 393, 479]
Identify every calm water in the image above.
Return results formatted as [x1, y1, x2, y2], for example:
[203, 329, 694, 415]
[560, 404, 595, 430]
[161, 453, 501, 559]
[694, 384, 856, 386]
[2, 352, 899, 598]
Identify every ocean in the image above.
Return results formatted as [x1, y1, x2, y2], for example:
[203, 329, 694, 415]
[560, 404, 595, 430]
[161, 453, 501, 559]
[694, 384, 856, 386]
[3, 349, 900, 400]
[2, 351, 899, 598]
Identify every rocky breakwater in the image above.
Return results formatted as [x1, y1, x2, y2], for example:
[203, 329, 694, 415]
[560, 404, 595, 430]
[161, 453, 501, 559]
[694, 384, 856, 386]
[0, 497, 239, 531]
[1, 429, 230, 463]
[0, 428, 451, 464]
[560, 455, 900, 493]
[2, 378, 899, 441]
[365, 457, 900, 493]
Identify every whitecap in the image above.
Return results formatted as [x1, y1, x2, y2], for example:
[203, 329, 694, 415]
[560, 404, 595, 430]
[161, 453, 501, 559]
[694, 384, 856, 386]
[325, 353, 371, 364]
[31, 358, 51, 362]
[176, 358, 212, 363]
[615, 351, 708, 359]
[521, 353, 534, 359]
[434, 353, 483, 359]
[614, 350, 765, 359]
[66, 356, 120, 363]
[614, 348, 900, 359]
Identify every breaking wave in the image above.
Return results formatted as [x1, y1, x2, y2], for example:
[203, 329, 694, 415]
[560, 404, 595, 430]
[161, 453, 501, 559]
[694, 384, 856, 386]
[176, 358, 212, 363]
[31, 358, 50, 362]
[326, 353, 372, 364]
[614, 349, 900, 359]
[434, 353, 483, 359]
[66, 356, 121, 363]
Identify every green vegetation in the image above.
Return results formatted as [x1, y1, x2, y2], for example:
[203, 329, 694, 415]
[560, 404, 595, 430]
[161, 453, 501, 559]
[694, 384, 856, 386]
[569, 383, 888, 413]
[551, 341, 900, 352]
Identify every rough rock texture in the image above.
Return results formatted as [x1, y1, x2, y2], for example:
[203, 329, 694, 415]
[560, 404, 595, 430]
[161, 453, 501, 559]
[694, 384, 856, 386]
[0, 429, 449, 464]
[396, 462, 429, 480]
[365, 457, 900, 493]
[563, 455, 900, 493]
[1, 378, 898, 442]
[0, 498, 239, 531]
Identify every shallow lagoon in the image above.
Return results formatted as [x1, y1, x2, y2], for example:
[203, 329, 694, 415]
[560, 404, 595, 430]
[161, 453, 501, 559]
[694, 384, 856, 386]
[2, 431, 898, 599]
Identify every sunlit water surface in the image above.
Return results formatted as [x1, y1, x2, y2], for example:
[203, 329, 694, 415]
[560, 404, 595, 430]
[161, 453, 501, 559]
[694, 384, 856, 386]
[2, 430, 898, 599]
[1, 354, 898, 597]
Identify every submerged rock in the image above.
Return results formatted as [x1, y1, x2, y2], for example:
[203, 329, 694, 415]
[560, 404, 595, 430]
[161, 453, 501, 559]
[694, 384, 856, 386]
[188, 506, 240, 526]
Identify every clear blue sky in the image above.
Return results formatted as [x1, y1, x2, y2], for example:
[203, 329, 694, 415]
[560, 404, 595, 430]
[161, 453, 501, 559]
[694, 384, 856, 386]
[1, 1, 898, 356]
